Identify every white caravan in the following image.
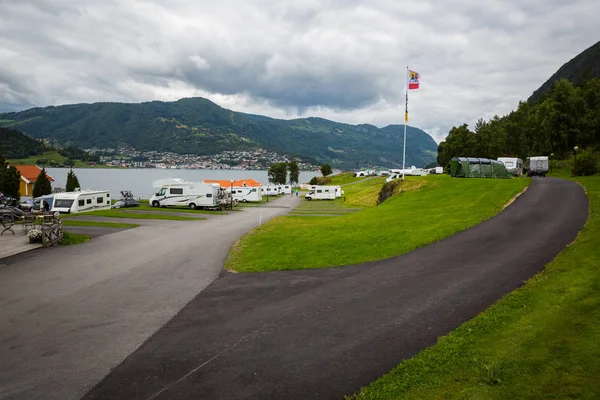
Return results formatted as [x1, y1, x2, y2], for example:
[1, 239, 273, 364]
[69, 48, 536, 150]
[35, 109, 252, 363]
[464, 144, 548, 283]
[388, 166, 428, 177]
[527, 156, 549, 177]
[150, 178, 220, 209]
[304, 186, 337, 200]
[278, 185, 293, 195]
[230, 186, 263, 202]
[307, 185, 344, 198]
[498, 157, 523, 176]
[262, 186, 281, 196]
[51, 190, 111, 214]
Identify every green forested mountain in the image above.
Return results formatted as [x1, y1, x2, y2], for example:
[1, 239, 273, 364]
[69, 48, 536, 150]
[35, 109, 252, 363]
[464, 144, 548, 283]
[529, 41, 600, 102]
[0, 126, 47, 158]
[0, 97, 438, 168]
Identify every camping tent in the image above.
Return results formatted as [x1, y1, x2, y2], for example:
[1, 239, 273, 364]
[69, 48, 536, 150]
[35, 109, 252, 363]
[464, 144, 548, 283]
[449, 157, 512, 178]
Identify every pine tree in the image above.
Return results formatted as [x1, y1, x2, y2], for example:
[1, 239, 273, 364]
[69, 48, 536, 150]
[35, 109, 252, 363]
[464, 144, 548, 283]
[66, 169, 80, 192]
[32, 167, 52, 198]
[0, 146, 21, 200]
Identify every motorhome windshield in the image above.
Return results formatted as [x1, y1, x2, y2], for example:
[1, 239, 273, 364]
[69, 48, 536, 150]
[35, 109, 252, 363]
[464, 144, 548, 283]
[156, 188, 167, 196]
[54, 199, 74, 208]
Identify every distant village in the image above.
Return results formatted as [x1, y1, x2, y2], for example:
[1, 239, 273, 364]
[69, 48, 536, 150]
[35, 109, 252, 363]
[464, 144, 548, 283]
[86, 147, 319, 170]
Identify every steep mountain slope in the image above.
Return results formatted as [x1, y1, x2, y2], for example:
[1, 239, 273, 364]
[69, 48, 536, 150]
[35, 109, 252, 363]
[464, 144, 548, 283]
[0, 97, 438, 168]
[529, 40, 600, 102]
[0, 127, 47, 159]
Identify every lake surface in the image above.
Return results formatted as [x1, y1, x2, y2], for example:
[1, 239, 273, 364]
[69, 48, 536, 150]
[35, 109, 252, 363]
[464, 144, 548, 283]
[46, 168, 321, 199]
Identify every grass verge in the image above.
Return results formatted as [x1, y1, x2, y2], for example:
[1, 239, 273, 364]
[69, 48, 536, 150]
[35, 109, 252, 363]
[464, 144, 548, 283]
[61, 231, 92, 245]
[61, 210, 201, 220]
[348, 176, 599, 400]
[226, 175, 530, 272]
[61, 220, 140, 229]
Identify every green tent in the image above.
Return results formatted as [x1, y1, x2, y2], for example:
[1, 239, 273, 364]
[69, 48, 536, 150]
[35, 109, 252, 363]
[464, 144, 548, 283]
[449, 157, 512, 178]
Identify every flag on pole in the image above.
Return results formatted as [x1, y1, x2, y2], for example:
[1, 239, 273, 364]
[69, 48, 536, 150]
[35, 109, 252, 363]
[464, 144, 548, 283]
[405, 91, 409, 122]
[408, 70, 420, 90]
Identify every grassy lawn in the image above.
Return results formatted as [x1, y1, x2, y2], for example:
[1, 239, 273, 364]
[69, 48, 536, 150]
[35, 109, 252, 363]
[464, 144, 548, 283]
[134, 205, 221, 214]
[61, 209, 201, 220]
[61, 231, 92, 245]
[61, 220, 140, 229]
[349, 176, 600, 399]
[226, 175, 530, 272]
[8, 150, 90, 168]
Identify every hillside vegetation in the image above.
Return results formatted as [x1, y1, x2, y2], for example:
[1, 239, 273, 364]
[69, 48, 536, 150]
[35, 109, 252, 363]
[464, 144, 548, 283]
[0, 97, 438, 168]
[0, 126, 47, 158]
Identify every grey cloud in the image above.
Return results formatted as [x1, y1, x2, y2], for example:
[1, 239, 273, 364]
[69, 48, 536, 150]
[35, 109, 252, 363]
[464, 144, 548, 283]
[0, 0, 599, 143]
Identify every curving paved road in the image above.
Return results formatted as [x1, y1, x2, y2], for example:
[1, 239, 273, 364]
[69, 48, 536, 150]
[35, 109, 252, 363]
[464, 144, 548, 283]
[81, 178, 588, 400]
[0, 196, 299, 400]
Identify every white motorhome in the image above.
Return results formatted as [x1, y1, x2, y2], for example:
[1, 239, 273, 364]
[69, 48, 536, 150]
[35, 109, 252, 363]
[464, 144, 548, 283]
[51, 190, 111, 214]
[304, 186, 337, 200]
[150, 179, 220, 209]
[230, 186, 263, 202]
[389, 166, 428, 177]
[498, 157, 523, 176]
[307, 185, 344, 198]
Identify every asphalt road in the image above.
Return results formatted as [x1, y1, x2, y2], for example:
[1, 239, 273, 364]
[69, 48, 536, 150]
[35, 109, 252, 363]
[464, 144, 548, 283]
[81, 178, 589, 400]
[0, 195, 299, 400]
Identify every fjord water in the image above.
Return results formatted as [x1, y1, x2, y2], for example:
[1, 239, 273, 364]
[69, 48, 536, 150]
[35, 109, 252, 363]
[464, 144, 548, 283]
[46, 168, 319, 199]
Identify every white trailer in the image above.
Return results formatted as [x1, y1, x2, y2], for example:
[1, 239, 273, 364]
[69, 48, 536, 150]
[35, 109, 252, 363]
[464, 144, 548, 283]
[307, 185, 344, 198]
[498, 157, 523, 176]
[527, 156, 549, 177]
[150, 179, 221, 209]
[304, 186, 337, 200]
[278, 185, 292, 195]
[51, 190, 111, 214]
[262, 186, 281, 196]
[231, 186, 263, 202]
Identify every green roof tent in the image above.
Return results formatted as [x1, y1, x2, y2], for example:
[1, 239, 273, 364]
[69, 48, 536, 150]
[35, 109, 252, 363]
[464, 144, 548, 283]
[449, 157, 512, 178]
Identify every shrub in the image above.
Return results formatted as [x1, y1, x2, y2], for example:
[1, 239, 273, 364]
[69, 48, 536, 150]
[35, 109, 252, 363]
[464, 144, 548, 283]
[572, 148, 599, 176]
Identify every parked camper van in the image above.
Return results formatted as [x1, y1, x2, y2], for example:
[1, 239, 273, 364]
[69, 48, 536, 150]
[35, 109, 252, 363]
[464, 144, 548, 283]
[32, 194, 56, 212]
[527, 156, 549, 177]
[498, 157, 523, 176]
[305, 186, 337, 200]
[231, 187, 263, 202]
[150, 179, 221, 209]
[279, 185, 292, 195]
[51, 190, 111, 214]
[262, 186, 281, 196]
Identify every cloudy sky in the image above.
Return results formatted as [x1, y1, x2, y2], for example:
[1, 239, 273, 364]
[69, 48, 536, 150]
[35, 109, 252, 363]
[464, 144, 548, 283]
[1, 0, 598, 142]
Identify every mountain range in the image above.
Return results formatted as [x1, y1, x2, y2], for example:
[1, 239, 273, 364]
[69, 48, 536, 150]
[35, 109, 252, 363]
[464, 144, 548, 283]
[0, 98, 438, 169]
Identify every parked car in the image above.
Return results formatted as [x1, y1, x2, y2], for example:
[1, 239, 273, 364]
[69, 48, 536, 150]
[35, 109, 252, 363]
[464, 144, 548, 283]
[112, 198, 140, 208]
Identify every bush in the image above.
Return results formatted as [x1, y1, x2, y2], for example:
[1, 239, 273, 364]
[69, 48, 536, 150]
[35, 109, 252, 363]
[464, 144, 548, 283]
[36, 158, 48, 165]
[572, 148, 599, 176]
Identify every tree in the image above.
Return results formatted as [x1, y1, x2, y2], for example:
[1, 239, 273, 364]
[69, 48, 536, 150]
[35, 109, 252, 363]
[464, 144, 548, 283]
[321, 164, 332, 177]
[66, 169, 81, 192]
[32, 167, 52, 198]
[268, 162, 288, 184]
[0, 146, 21, 200]
[64, 158, 75, 167]
[288, 160, 300, 185]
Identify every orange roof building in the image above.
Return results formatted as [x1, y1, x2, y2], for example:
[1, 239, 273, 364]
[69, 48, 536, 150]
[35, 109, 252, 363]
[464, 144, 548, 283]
[203, 179, 262, 188]
[13, 165, 55, 197]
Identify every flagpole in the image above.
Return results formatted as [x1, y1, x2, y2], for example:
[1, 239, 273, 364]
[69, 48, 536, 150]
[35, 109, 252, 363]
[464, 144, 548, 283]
[402, 66, 408, 180]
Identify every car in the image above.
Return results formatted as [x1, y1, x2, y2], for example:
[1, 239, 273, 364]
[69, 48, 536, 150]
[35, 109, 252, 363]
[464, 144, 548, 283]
[19, 199, 34, 211]
[111, 198, 140, 208]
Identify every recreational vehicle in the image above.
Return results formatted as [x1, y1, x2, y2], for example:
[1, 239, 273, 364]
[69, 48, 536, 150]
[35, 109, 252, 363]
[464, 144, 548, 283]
[262, 186, 281, 196]
[307, 185, 344, 198]
[279, 185, 293, 195]
[498, 157, 523, 176]
[32, 194, 56, 212]
[389, 167, 428, 177]
[51, 190, 111, 214]
[304, 186, 337, 200]
[527, 156, 549, 177]
[150, 179, 221, 209]
[231, 187, 263, 202]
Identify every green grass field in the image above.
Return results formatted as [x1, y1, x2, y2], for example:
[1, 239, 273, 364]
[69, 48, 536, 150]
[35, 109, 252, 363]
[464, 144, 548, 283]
[349, 176, 600, 399]
[133, 205, 221, 214]
[226, 175, 530, 272]
[61, 209, 201, 221]
[61, 220, 140, 229]
[8, 150, 90, 168]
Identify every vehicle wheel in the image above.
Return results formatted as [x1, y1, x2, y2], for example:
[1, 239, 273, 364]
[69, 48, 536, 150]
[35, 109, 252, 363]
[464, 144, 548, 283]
[242, 199, 247, 203]
[189, 203, 197, 210]
[152, 201, 160, 207]
[307, 197, 312, 201]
